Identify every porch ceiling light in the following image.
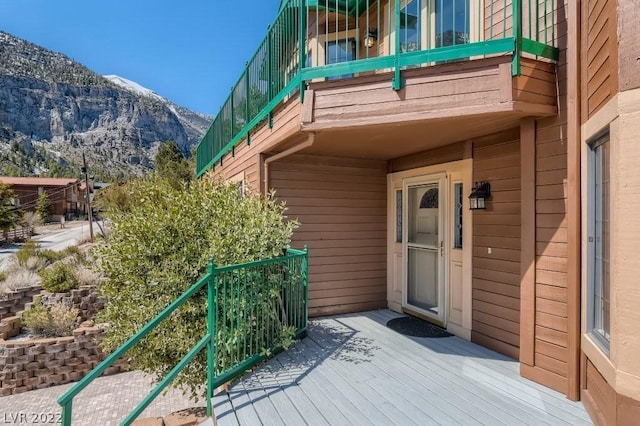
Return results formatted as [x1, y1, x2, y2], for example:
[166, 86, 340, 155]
[365, 29, 378, 49]
[468, 181, 491, 210]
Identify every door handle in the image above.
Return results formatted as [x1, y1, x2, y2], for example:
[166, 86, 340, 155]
[439, 241, 444, 257]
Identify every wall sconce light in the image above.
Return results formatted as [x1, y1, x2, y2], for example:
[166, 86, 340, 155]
[365, 29, 378, 48]
[468, 181, 491, 210]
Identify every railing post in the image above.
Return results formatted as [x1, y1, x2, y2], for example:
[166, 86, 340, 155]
[61, 401, 71, 426]
[206, 259, 216, 418]
[230, 87, 235, 143]
[512, 0, 523, 76]
[392, 0, 403, 90]
[302, 245, 309, 334]
[299, 0, 307, 101]
[245, 67, 250, 145]
[267, 25, 274, 129]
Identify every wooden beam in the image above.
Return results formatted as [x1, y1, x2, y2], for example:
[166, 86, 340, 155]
[566, 0, 582, 402]
[301, 89, 315, 124]
[520, 118, 536, 367]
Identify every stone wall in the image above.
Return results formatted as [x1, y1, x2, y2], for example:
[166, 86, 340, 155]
[0, 316, 21, 340]
[38, 286, 105, 322]
[0, 326, 126, 396]
[0, 286, 42, 321]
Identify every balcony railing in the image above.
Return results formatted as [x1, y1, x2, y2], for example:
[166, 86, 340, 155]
[196, 0, 559, 177]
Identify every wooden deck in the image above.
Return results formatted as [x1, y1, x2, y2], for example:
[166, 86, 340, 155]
[212, 310, 591, 425]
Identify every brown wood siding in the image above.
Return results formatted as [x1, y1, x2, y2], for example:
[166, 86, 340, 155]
[485, 0, 513, 40]
[207, 97, 303, 190]
[471, 127, 521, 360]
[521, 0, 571, 395]
[389, 142, 465, 173]
[582, 0, 619, 121]
[270, 154, 388, 317]
[513, 59, 557, 107]
[583, 359, 617, 426]
[309, 56, 512, 128]
[582, 357, 640, 426]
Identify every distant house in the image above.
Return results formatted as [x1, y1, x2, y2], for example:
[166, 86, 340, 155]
[0, 177, 81, 221]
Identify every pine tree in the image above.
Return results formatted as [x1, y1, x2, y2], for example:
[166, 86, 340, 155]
[36, 192, 51, 224]
[0, 183, 22, 230]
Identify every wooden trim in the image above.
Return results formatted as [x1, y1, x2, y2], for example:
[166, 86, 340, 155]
[500, 62, 513, 102]
[566, 0, 582, 402]
[520, 118, 536, 367]
[301, 89, 315, 124]
[463, 140, 473, 160]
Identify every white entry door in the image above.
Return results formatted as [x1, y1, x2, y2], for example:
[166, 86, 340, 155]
[404, 174, 447, 324]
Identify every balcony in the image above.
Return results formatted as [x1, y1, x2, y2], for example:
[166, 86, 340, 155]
[196, 0, 560, 176]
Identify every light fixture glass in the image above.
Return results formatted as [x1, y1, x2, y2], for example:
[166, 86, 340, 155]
[468, 182, 491, 210]
[365, 29, 378, 48]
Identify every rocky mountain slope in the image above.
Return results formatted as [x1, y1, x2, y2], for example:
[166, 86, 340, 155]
[0, 31, 212, 180]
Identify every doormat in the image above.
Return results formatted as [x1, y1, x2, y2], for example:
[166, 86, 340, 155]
[386, 316, 453, 338]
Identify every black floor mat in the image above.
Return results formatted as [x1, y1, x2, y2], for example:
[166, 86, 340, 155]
[386, 316, 453, 338]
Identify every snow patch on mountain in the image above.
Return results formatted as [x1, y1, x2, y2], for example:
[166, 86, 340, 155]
[104, 75, 162, 100]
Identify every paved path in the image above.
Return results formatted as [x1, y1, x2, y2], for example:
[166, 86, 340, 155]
[0, 222, 93, 272]
[0, 371, 201, 425]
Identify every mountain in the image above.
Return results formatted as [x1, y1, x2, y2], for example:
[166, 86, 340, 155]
[0, 31, 213, 180]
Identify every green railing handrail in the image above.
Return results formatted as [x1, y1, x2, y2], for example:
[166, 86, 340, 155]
[57, 247, 309, 425]
[57, 267, 215, 426]
[196, 0, 560, 177]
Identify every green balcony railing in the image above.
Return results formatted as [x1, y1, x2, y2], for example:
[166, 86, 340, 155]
[57, 247, 308, 425]
[196, 0, 559, 177]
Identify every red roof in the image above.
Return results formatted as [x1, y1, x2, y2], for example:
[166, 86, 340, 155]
[0, 177, 79, 186]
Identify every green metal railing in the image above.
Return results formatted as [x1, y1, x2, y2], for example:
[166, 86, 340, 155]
[57, 247, 309, 426]
[196, 0, 560, 177]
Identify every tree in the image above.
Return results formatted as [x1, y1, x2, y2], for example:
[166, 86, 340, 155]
[92, 183, 133, 216]
[0, 183, 21, 230]
[154, 141, 193, 186]
[94, 177, 299, 400]
[36, 192, 51, 224]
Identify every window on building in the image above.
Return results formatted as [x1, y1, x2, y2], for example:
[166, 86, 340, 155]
[396, 189, 403, 243]
[326, 39, 356, 80]
[400, 0, 421, 52]
[435, 0, 471, 47]
[454, 183, 463, 249]
[588, 129, 610, 352]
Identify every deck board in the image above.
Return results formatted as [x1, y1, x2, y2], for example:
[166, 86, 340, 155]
[213, 310, 591, 425]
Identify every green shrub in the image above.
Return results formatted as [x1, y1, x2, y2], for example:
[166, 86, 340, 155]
[15, 240, 40, 266]
[0, 272, 6, 282]
[22, 300, 79, 337]
[38, 249, 65, 264]
[95, 177, 299, 400]
[40, 263, 78, 293]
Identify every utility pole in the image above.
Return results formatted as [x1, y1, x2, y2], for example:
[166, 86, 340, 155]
[82, 153, 94, 243]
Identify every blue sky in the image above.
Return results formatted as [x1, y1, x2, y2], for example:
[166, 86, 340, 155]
[0, 1, 281, 116]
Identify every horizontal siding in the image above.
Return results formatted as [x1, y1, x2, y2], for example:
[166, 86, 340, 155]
[308, 56, 511, 128]
[582, 0, 618, 120]
[513, 59, 557, 107]
[471, 127, 521, 360]
[531, 2, 570, 390]
[207, 97, 302, 189]
[270, 154, 388, 317]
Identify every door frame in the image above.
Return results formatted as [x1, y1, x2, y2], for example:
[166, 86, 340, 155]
[402, 173, 448, 325]
[387, 159, 473, 338]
